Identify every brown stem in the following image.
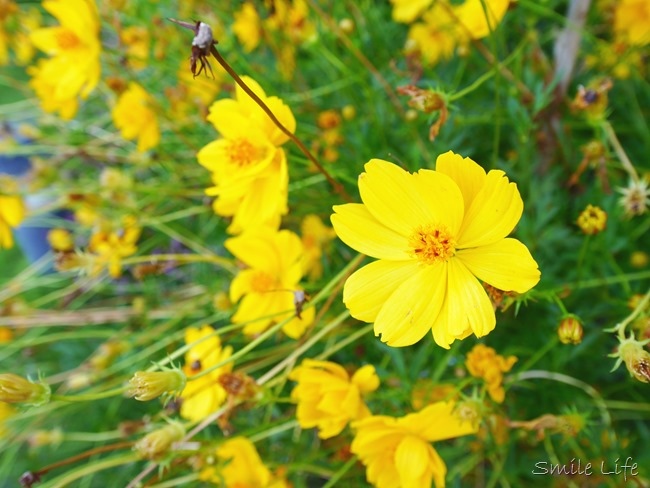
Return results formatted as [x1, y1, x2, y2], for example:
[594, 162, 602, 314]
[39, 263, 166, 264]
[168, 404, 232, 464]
[34, 441, 134, 477]
[209, 46, 352, 203]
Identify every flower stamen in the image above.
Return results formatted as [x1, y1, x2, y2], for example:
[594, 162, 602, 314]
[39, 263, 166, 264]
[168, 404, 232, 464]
[408, 223, 456, 264]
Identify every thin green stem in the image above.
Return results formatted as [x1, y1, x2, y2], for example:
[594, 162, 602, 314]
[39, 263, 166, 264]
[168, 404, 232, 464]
[51, 386, 127, 402]
[322, 456, 359, 488]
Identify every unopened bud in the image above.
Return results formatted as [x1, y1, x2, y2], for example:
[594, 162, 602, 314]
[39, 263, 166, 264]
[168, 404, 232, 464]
[134, 422, 185, 460]
[127, 370, 186, 401]
[0, 374, 51, 406]
[557, 316, 583, 345]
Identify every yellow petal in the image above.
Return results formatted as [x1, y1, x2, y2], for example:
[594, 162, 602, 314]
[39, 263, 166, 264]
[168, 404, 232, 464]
[435, 151, 486, 210]
[343, 260, 421, 322]
[408, 401, 479, 442]
[351, 365, 380, 394]
[412, 168, 465, 235]
[0, 196, 26, 227]
[225, 231, 281, 275]
[444, 258, 495, 338]
[374, 264, 447, 347]
[457, 238, 540, 293]
[457, 169, 523, 248]
[331, 203, 411, 260]
[358, 159, 432, 236]
[395, 436, 430, 486]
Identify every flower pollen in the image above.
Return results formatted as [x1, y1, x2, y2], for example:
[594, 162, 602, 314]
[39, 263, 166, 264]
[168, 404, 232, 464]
[408, 223, 456, 264]
[56, 30, 81, 50]
[251, 271, 278, 293]
[227, 138, 263, 167]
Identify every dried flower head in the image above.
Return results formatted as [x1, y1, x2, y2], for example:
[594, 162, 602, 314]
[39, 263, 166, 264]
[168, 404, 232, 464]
[618, 178, 650, 217]
[611, 334, 650, 383]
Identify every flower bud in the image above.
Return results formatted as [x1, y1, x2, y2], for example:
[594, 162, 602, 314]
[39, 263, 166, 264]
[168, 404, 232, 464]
[557, 317, 583, 345]
[0, 374, 51, 406]
[127, 370, 186, 401]
[134, 422, 185, 460]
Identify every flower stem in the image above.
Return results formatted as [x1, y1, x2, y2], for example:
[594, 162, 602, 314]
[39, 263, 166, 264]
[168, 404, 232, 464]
[209, 45, 352, 203]
[602, 120, 639, 183]
[51, 386, 127, 402]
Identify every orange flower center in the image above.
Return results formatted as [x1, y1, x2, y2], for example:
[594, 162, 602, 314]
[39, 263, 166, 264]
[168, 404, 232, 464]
[251, 270, 278, 293]
[227, 138, 263, 167]
[57, 30, 82, 50]
[408, 223, 456, 264]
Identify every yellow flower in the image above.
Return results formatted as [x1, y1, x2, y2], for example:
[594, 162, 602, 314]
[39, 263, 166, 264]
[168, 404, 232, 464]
[233, 1, 262, 53]
[180, 325, 233, 422]
[225, 228, 315, 339]
[197, 76, 294, 234]
[351, 401, 478, 488]
[11, 6, 41, 66]
[331, 151, 540, 349]
[289, 359, 379, 439]
[576, 204, 607, 235]
[200, 437, 289, 487]
[301, 214, 336, 280]
[112, 82, 160, 152]
[465, 344, 516, 403]
[0, 401, 15, 438]
[407, 4, 457, 66]
[453, 0, 510, 41]
[120, 25, 149, 70]
[390, 0, 433, 23]
[47, 228, 74, 252]
[614, 0, 650, 46]
[29, 0, 101, 118]
[88, 216, 141, 278]
[0, 194, 25, 249]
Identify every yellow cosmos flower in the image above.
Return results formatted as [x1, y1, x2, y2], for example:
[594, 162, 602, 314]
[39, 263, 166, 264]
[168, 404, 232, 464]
[200, 437, 289, 487]
[407, 3, 457, 66]
[0, 186, 26, 249]
[351, 401, 478, 488]
[289, 359, 379, 439]
[225, 228, 315, 339]
[301, 214, 337, 280]
[390, 0, 433, 23]
[28, 0, 100, 118]
[233, 1, 262, 53]
[120, 26, 149, 70]
[88, 216, 141, 278]
[112, 82, 160, 152]
[614, 0, 650, 46]
[11, 6, 41, 66]
[453, 0, 510, 41]
[180, 325, 233, 422]
[465, 344, 516, 403]
[331, 151, 540, 349]
[197, 76, 295, 234]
